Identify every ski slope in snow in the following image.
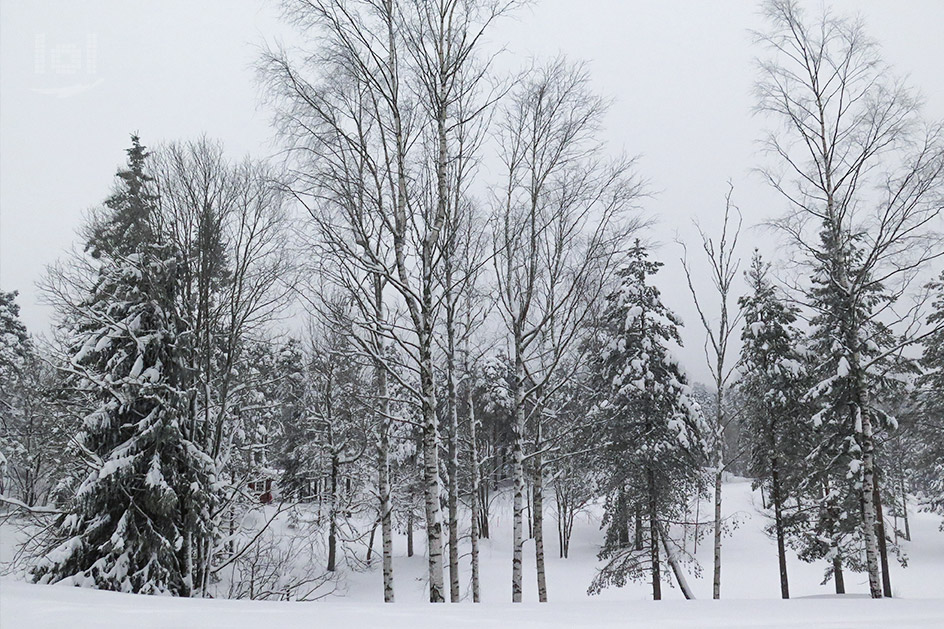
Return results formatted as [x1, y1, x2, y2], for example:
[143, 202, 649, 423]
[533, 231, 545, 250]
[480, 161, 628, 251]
[2, 478, 943, 628]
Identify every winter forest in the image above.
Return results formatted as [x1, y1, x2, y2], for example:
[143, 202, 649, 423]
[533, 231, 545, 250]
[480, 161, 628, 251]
[1, 0, 944, 627]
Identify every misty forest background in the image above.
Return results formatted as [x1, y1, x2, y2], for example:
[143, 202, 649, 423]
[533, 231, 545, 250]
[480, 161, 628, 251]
[1, 0, 944, 605]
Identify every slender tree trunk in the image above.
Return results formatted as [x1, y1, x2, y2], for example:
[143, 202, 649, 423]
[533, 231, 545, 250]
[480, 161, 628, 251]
[824, 479, 845, 595]
[480, 478, 490, 539]
[469, 393, 481, 603]
[563, 514, 572, 559]
[327, 451, 339, 572]
[511, 345, 526, 602]
[533, 417, 547, 602]
[634, 504, 643, 551]
[901, 476, 911, 541]
[382, 0, 443, 602]
[893, 500, 899, 546]
[693, 495, 700, 554]
[378, 379, 395, 601]
[494, 445, 501, 491]
[649, 470, 661, 601]
[420, 334, 445, 602]
[181, 530, 193, 597]
[768, 411, 788, 599]
[373, 278, 395, 600]
[853, 380, 883, 598]
[557, 487, 573, 559]
[198, 536, 211, 597]
[618, 489, 629, 547]
[192, 536, 203, 597]
[527, 482, 533, 540]
[557, 490, 565, 559]
[712, 466, 723, 599]
[833, 556, 845, 594]
[445, 293, 460, 602]
[367, 518, 378, 563]
[874, 481, 892, 598]
[771, 458, 789, 599]
[429, 3, 453, 600]
[407, 509, 414, 558]
[480, 482, 490, 539]
[420, 333, 446, 603]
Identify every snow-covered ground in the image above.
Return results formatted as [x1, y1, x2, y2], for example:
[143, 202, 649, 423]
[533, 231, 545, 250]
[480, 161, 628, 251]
[2, 478, 943, 627]
[4, 582, 944, 629]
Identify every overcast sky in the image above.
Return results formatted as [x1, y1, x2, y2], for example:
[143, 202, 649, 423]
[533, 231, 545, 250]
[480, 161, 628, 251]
[1, 0, 942, 381]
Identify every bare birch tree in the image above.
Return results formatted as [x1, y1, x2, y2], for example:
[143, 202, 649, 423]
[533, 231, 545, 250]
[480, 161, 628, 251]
[428, 60, 494, 604]
[264, 0, 509, 602]
[681, 186, 743, 600]
[149, 140, 293, 594]
[493, 58, 644, 602]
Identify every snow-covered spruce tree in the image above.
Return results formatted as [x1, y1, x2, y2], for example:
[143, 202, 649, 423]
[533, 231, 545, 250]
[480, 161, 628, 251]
[271, 338, 313, 500]
[467, 352, 517, 541]
[0, 289, 34, 498]
[737, 250, 813, 598]
[800, 230, 910, 595]
[915, 271, 944, 523]
[755, 0, 944, 597]
[32, 138, 215, 595]
[0, 290, 31, 381]
[588, 242, 707, 600]
[85, 136, 155, 260]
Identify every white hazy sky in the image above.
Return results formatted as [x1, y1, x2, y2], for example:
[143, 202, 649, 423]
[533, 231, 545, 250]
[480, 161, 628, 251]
[1, 0, 943, 381]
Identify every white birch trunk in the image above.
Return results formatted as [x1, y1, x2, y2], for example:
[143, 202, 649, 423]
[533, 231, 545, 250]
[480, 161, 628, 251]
[469, 393, 481, 603]
[854, 361, 884, 598]
[511, 347, 526, 602]
[421, 338, 446, 602]
[445, 258, 460, 602]
[533, 417, 547, 602]
[375, 299, 395, 602]
[712, 466, 723, 599]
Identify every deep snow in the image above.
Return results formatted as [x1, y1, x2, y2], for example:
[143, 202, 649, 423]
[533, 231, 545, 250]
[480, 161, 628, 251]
[2, 477, 943, 627]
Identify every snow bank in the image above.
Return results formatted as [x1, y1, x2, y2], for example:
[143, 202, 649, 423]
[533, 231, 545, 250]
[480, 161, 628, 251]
[2, 479, 943, 627]
[2, 581, 943, 629]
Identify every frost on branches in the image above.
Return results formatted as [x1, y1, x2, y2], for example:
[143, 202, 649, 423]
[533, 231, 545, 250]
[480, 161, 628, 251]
[0, 290, 34, 498]
[32, 138, 215, 595]
[797, 230, 911, 592]
[916, 272, 944, 524]
[737, 250, 814, 598]
[588, 242, 708, 600]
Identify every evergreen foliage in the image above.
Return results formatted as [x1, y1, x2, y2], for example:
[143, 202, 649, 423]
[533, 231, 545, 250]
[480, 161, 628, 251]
[588, 242, 707, 596]
[800, 229, 911, 584]
[32, 138, 216, 595]
[915, 272, 944, 521]
[737, 252, 813, 528]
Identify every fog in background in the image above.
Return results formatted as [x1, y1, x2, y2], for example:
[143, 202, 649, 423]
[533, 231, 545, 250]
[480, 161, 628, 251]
[2, 0, 942, 382]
